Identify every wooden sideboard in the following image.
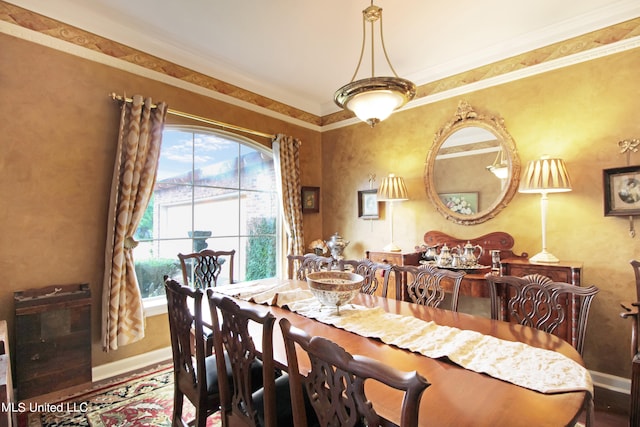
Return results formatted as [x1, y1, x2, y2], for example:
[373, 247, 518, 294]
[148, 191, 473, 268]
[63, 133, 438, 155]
[420, 231, 529, 297]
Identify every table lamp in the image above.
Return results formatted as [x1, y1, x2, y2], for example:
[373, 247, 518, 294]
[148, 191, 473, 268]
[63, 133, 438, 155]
[377, 174, 409, 252]
[519, 156, 572, 263]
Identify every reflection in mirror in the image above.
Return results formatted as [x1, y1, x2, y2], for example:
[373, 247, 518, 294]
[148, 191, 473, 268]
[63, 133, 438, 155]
[425, 101, 520, 225]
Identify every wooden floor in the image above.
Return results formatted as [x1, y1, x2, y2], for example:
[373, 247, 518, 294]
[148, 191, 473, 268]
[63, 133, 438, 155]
[583, 386, 629, 426]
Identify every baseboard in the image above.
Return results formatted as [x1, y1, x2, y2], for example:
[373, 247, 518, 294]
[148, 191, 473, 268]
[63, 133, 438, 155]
[92, 346, 172, 382]
[590, 370, 631, 395]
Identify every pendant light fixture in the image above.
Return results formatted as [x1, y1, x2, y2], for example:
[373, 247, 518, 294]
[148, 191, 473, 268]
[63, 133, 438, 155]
[334, 1, 416, 127]
[486, 147, 509, 180]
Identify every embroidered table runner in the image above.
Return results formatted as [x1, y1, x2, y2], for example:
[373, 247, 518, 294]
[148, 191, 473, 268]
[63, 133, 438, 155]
[214, 280, 593, 394]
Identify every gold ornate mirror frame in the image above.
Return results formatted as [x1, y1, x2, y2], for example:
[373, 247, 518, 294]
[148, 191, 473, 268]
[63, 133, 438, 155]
[424, 101, 521, 225]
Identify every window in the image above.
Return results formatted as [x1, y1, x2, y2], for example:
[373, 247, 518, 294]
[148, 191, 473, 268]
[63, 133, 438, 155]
[134, 126, 280, 300]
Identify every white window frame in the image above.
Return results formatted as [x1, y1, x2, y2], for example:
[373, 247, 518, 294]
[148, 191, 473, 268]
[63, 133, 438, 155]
[140, 125, 283, 316]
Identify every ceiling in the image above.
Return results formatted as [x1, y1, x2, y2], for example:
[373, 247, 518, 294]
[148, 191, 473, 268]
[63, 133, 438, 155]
[6, 0, 640, 118]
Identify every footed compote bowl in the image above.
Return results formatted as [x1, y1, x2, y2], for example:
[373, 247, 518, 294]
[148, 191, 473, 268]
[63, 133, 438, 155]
[306, 271, 364, 315]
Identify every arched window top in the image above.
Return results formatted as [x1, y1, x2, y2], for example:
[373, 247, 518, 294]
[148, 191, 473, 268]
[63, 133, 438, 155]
[135, 125, 279, 301]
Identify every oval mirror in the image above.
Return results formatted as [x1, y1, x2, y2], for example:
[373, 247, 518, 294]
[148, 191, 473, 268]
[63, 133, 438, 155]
[424, 101, 520, 225]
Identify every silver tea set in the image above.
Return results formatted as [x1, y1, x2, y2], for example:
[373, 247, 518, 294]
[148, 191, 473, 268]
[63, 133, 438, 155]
[418, 241, 484, 269]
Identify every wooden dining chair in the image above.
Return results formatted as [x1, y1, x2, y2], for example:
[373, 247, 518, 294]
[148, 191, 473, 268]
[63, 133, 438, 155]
[391, 264, 465, 311]
[486, 273, 599, 357]
[287, 253, 333, 280]
[178, 249, 236, 289]
[279, 317, 429, 427]
[620, 259, 640, 426]
[337, 258, 393, 297]
[164, 277, 227, 427]
[207, 291, 293, 427]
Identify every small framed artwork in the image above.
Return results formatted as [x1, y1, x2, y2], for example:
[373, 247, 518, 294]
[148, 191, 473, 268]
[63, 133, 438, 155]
[358, 189, 379, 219]
[301, 186, 320, 213]
[603, 166, 640, 216]
[438, 192, 479, 215]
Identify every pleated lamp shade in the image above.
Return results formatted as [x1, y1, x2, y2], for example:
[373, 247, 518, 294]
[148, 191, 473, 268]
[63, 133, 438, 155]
[518, 156, 571, 263]
[519, 157, 572, 194]
[377, 174, 409, 201]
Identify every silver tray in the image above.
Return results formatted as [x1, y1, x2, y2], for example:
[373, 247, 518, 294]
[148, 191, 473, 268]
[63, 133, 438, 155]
[419, 260, 490, 271]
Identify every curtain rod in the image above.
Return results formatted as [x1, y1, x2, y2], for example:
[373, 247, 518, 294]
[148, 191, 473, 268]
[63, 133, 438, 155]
[109, 93, 275, 140]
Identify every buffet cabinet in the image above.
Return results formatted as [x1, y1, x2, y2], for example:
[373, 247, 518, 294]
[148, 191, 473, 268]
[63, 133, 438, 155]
[14, 284, 91, 400]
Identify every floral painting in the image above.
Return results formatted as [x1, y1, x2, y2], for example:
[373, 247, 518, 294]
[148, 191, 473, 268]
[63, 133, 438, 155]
[439, 192, 478, 215]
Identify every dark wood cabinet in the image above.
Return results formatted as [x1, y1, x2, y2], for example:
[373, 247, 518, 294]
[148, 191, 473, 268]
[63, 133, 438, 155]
[14, 284, 91, 400]
[499, 258, 583, 349]
[500, 258, 582, 286]
[365, 251, 422, 300]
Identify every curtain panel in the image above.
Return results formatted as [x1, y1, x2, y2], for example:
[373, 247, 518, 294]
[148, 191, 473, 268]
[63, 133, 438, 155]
[273, 134, 305, 258]
[102, 95, 167, 351]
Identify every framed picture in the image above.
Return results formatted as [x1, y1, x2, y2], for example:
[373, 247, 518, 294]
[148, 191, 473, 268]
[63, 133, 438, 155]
[301, 186, 320, 213]
[358, 189, 379, 219]
[438, 192, 479, 215]
[603, 166, 640, 216]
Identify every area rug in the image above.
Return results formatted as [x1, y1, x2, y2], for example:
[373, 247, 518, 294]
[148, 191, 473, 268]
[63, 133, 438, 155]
[21, 364, 221, 427]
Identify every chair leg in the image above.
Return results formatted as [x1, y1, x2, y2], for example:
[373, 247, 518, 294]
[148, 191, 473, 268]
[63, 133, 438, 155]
[584, 391, 594, 427]
[195, 407, 208, 427]
[206, 335, 214, 356]
[172, 390, 185, 427]
[631, 356, 640, 427]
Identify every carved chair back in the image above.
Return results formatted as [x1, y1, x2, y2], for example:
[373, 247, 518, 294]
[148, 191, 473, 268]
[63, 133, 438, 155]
[486, 273, 599, 356]
[287, 253, 334, 280]
[178, 249, 236, 288]
[280, 317, 429, 427]
[391, 264, 465, 311]
[337, 258, 393, 297]
[207, 292, 287, 427]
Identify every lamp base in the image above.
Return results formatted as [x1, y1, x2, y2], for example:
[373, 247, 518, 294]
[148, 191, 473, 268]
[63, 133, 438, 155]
[383, 242, 402, 252]
[529, 250, 560, 263]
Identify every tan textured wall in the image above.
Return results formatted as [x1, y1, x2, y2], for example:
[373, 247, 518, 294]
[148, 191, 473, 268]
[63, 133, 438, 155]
[0, 33, 321, 367]
[322, 47, 640, 378]
[2, 28, 639, 381]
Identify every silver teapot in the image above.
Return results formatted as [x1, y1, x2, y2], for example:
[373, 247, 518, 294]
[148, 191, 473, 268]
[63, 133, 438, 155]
[325, 232, 349, 260]
[421, 245, 439, 261]
[450, 254, 464, 269]
[435, 243, 454, 267]
[458, 241, 483, 267]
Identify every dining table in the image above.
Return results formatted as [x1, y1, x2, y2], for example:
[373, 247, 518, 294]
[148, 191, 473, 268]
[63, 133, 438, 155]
[209, 278, 591, 427]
